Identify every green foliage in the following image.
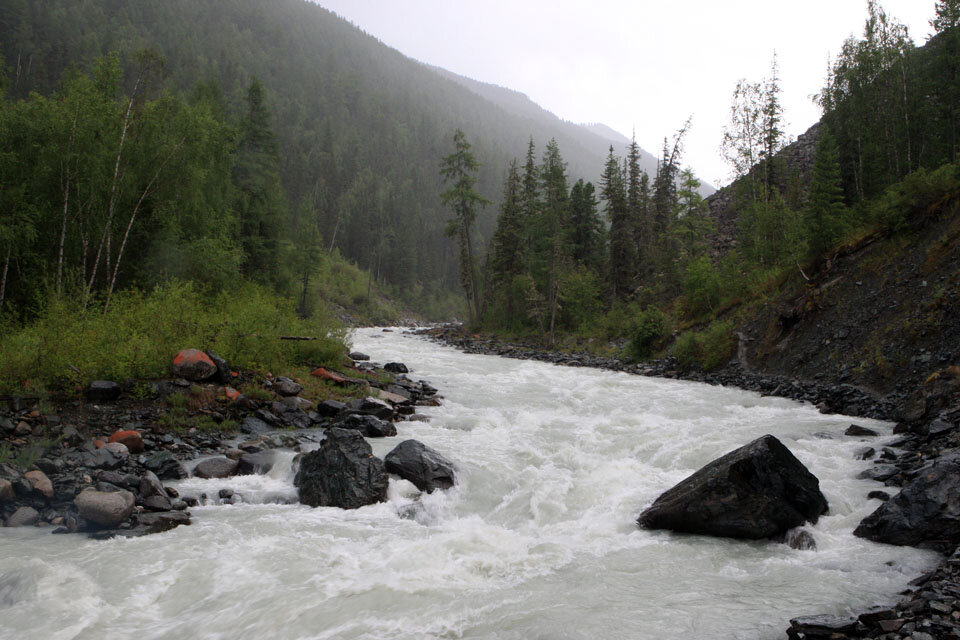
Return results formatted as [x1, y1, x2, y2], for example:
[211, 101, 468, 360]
[873, 162, 960, 232]
[737, 185, 806, 267]
[626, 307, 670, 360]
[683, 256, 723, 317]
[672, 319, 735, 371]
[0, 281, 346, 394]
[557, 267, 603, 332]
[806, 127, 849, 256]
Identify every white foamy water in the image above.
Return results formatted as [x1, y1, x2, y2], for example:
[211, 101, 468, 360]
[0, 328, 938, 640]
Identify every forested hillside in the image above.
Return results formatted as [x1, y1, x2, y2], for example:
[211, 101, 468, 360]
[0, 0, 680, 309]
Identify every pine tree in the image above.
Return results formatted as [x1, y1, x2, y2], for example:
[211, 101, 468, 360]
[440, 129, 489, 321]
[806, 127, 847, 257]
[626, 135, 650, 276]
[490, 160, 524, 287]
[234, 78, 285, 283]
[760, 53, 785, 189]
[601, 146, 632, 300]
[568, 178, 604, 271]
[540, 138, 569, 343]
[932, 0, 960, 32]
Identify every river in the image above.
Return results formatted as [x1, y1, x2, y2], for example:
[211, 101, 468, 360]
[0, 327, 939, 639]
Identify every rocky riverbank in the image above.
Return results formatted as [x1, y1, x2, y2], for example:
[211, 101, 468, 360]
[0, 340, 443, 538]
[419, 323, 960, 639]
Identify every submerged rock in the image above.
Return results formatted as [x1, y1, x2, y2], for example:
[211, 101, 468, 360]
[294, 428, 387, 509]
[637, 434, 828, 539]
[237, 451, 275, 475]
[384, 440, 456, 493]
[854, 454, 960, 547]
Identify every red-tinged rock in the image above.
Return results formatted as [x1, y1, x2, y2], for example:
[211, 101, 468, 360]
[224, 387, 241, 402]
[93, 439, 106, 449]
[311, 367, 347, 384]
[171, 349, 217, 382]
[108, 429, 144, 454]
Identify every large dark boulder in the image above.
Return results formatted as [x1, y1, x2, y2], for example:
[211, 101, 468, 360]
[637, 434, 828, 539]
[854, 454, 960, 547]
[385, 440, 456, 493]
[294, 428, 387, 509]
[144, 451, 188, 480]
[85, 380, 121, 402]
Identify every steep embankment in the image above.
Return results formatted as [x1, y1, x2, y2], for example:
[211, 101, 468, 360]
[738, 196, 960, 409]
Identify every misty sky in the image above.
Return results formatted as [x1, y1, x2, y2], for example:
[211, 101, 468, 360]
[312, 1, 936, 188]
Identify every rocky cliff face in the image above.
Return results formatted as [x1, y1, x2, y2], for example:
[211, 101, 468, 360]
[705, 123, 821, 255]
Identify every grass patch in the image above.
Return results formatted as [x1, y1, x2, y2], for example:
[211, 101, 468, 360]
[673, 319, 735, 371]
[0, 280, 347, 395]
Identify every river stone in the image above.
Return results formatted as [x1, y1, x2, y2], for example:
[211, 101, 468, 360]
[317, 400, 346, 418]
[384, 440, 456, 493]
[787, 615, 859, 639]
[6, 506, 40, 527]
[205, 351, 231, 384]
[349, 397, 393, 420]
[108, 429, 144, 454]
[854, 454, 960, 546]
[142, 494, 173, 511]
[637, 434, 828, 539]
[334, 414, 397, 438]
[384, 362, 408, 373]
[349, 352, 370, 361]
[75, 488, 135, 528]
[857, 464, 900, 482]
[85, 380, 121, 402]
[783, 528, 817, 551]
[237, 451, 275, 475]
[192, 457, 238, 479]
[845, 424, 879, 437]
[144, 452, 188, 480]
[24, 470, 53, 500]
[138, 471, 166, 499]
[239, 416, 271, 435]
[0, 479, 14, 503]
[294, 428, 387, 509]
[273, 377, 303, 397]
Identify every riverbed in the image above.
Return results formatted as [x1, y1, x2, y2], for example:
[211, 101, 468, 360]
[0, 328, 938, 639]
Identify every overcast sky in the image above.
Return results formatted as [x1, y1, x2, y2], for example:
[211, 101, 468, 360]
[312, 1, 937, 188]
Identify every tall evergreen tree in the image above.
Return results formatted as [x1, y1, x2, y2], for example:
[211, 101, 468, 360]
[489, 160, 524, 287]
[568, 178, 604, 271]
[805, 127, 847, 257]
[601, 146, 632, 300]
[539, 138, 569, 343]
[440, 129, 488, 320]
[626, 135, 650, 275]
[234, 78, 285, 283]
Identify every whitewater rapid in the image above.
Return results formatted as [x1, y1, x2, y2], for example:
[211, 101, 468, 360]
[0, 328, 938, 640]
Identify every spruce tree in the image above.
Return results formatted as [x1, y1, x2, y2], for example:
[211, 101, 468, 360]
[440, 129, 489, 320]
[601, 146, 632, 300]
[568, 178, 603, 271]
[806, 127, 847, 257]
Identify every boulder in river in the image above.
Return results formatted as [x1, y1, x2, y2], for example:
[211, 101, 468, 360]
[384, 362, 409, 374]
[6, 506, 40, 527]
[854, 454, 960, 547]
[294, 428, 387, 509]
[193, 457, 238, 479]
[637, 434, 828, 539]
[385, 440, 456, 493]
[237, 451, 275, 476]
[144, 451, 188, 480]
[75, 488, 135, 528]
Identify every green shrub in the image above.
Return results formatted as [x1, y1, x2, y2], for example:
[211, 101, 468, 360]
[0, 280, 346, 394]
[672, 319, 735, 371]
[874, 162, 960, 232]
[627, 307, 669, 360]
[682, 256, 722, 318]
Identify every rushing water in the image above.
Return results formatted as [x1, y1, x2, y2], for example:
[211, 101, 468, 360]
[0, 328, 939, 640]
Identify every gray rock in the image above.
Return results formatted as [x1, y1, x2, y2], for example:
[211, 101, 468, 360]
[787, 615, 858, 639]
[144, 452, 188, 480]
[783, 529, 817, 551]
[142, 494, 173, 511]
[854, 446, 876, 460]
[239, 417, 271, 435]
[384, 362, 408, 374]
[857, 464, 900, 482]
[205, 351, 231, 384]
[6, 506, 40, 527]
[75, 489, 135, 528]
[637, 434, 829, 539]
[349, 397, 393, 420]
[349, 352, 370, 361]
[317, 400, 346, 418]
[334, 414, 397, 438]
[192, 457, 238, 479]
[855, 454, 960, 546]
[237, 451, 275, 475]
[845, 424, 879, 437]
[274, 377, 303, 397]
[85, 380, 121, 402]
[0, 479, 14, 503]
[385, 439, 456, 493]
[138, 471, 166, 499]
[294, 428, 387, 509]
[24, 470, 53, 500]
